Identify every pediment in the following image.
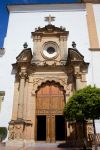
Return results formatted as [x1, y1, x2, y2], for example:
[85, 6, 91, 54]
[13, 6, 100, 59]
[16, 48, 32, 63]
[32, 24, 69, 37]
[67, 48, 84, 62]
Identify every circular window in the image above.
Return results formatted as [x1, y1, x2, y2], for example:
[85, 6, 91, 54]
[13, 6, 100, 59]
[47, 47, 55, 54]
[42, 42, 59, 59]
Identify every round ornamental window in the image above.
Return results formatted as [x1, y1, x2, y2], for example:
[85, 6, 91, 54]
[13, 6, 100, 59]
[47, 47, 55, 54]
[42, 42, 59, 59]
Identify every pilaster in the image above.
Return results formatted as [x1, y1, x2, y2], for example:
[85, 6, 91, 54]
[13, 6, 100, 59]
[12, 77, 19, 120]
[86, 3, 99, 49]
[23, 77, 29, 120]
[46, 115, 51, 142]
[74, 66, 81, 91]
[17, 72, 27, 119]
[51, 115, 55, 142]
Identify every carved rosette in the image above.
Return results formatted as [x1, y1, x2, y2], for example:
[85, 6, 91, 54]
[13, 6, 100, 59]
[19, 72, 28, 80]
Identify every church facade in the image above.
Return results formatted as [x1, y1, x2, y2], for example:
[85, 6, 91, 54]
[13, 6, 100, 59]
[8, 18, 89, 144]
[0, 0, 100, 145]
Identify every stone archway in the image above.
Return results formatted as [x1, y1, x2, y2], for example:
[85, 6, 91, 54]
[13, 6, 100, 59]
[35, 81, 66, 142]
[32, 77, 73, 96]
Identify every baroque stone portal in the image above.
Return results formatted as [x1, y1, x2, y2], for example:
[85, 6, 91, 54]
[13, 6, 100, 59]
[9, 16, 90, 146]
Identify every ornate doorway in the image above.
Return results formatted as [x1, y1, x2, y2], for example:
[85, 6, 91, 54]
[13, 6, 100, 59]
[35, 81, 66, 142]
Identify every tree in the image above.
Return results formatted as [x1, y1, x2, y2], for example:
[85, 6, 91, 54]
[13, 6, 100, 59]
[0, 127, 7, 142]
[64, 85, 100, 150]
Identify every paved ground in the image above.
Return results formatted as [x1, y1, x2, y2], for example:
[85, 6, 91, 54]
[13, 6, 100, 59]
[0, 143, 100, 150]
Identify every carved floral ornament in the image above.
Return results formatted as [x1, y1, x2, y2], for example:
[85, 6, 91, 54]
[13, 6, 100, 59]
[19, 72, 28, 80]
[31, 77, 73, 95]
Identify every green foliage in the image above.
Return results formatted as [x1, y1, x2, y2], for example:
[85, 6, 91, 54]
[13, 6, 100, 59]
[0, 127, 7, 141]
[64, 85, 100, 122]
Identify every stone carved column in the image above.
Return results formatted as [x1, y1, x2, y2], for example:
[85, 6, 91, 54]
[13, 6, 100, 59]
[23, 77, 29, 120]
[74, 66, 81, 91]
[75, 74, 81, 91]
[60, 36, 64, 59]
[17, 72, 27, 119]
[30, 91, 36, 140]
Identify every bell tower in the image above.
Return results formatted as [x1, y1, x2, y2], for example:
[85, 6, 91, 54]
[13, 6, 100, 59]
[31, 15, 69, 66]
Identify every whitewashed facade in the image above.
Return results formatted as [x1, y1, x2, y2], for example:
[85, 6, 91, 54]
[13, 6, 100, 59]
[0, 3, 100, 134]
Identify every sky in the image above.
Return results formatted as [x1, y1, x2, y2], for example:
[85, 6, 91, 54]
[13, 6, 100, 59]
[0, 0, 81, 48]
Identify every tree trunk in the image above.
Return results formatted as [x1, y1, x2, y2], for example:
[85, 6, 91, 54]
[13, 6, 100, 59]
[93, 119, 98, 150]
[82, 120, 87, 150]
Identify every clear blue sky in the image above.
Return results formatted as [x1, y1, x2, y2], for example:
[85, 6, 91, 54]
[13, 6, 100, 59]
[0, 0, 81, 48]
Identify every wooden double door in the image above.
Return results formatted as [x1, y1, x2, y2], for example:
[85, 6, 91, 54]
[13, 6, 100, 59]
[35, 82, 66, 142]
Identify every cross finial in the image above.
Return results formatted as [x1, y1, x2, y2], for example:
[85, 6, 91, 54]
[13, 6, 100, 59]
[72, 41, 76, 49]
[45, 14, 55, 25]
[23, 42, 28, 49]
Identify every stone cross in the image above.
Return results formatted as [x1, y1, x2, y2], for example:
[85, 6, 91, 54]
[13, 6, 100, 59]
[45, 14, 55, 24]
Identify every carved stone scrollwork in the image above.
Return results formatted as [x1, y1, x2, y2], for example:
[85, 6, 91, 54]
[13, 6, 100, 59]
[8, 125, 15, 140]
[74, 72, 81, 79]
[14, 124, 23, 139]
[19, 72, 28, 80]
[74, 65, 79, 72]
[31, 77, 73, 96]
[8, 119, 33, 140]
[8, 122, 25, 140]
[87, 123, 94, 135]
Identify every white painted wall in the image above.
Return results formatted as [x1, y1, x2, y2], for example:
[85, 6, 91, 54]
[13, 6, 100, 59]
[0, 4, 99, 133]
[91, 5, 100, 133]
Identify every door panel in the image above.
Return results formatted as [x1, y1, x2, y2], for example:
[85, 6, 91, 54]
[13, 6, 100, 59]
[36, 82, 65, 111]
[36, 82, 65, 142]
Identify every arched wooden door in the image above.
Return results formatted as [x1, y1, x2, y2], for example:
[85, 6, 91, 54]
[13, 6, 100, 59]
[35, 81, 66, 142]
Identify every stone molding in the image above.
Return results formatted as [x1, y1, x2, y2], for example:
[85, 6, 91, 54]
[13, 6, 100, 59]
[31, 77, 73, 95]
[89, 48, 100, 51]
[83, 0, 100, 3]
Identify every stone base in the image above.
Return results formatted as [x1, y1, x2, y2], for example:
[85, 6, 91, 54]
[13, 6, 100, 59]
[6, 139, 35, 147]
[8, 119, 33, 140]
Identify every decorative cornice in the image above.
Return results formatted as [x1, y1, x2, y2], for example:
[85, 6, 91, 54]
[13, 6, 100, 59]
[0, 91, 5, 96]
[82, 0, 100, 3]
[32, 24, 69, 38]
[89, 48, 100, 51]
[16, 48, 32, 62]
[7, 4, 86, 13]
[9, 119, 32, 125]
